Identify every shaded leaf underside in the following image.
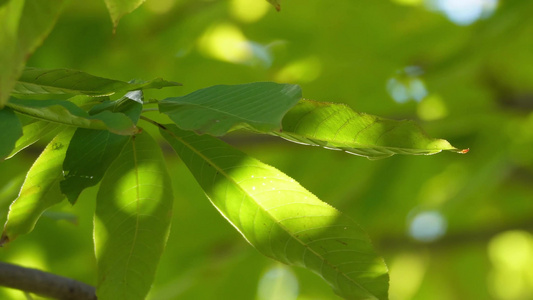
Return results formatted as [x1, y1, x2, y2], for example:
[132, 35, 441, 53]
[159, 82, 302, 136]
[0, 107, 22, 160]
[12, 67, 180, 98]
[160, 124, 389, 300]
[7, 98, 138, 135]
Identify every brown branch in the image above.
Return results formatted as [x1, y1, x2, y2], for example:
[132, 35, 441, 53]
[0, 262, 96, 300]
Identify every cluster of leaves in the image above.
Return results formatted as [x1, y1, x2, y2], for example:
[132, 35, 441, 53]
[0, 67, 464, 299]
[1, 1, 466, 300]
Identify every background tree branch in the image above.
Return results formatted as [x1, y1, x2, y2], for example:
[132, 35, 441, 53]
[0, 262, 96, 300]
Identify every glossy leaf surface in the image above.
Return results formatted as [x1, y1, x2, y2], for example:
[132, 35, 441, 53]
[7, 98, 138, 135]
[1, 129, 74, 245]
[159, 82, 301, 136]
[95, 131, 173, 300]
[0, 1, 66, 107]
[275, 99, 465, 159]
[160, 124, 389, 299]
[0, 107, 22, 160]
[12, 67, 180, 98]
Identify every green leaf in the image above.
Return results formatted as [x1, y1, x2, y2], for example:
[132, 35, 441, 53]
[12, 67, 181, 98]
[266, 0, 281, 11]
[275, 99, 467, 159]
[0, 1, 66, 107]
[160, 124, 389, 300]
[0, 107, 22, 160]
[60, 128, 131, 204]
[104, 0, 146, 29]
[90, 90, 144, 124]
[7, 98, 138, 135]
[159, 82, 302, 136]
[95, 130, 173, 300]
[6, 120, 65, 159]
[1, 129, 75, 245]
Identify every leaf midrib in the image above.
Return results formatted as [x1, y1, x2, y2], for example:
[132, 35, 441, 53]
[166, 128, 376, 298]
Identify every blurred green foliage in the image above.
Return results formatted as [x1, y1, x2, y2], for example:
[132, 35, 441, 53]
[1, 0, 533, 299]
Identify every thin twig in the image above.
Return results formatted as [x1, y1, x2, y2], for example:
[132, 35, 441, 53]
[0, 262, 96, 300]
[140, 115, 167, 130]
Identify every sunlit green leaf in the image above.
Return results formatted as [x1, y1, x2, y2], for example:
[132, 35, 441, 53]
[6, 120, 65, 159]
[0, 107, 22, 160]
[12, 67, 180, 98]
[95, 131, 173, 300]
[7, 98, 138, 135]
[274, 99, 466, 159]
[160, 124, 389, 300]
[159, 82, 302, 136]
[104, 0, 146, 29]
[0, 1, 66, 107]
[1, 129, 74, 245]
[60, 129, 130, 204]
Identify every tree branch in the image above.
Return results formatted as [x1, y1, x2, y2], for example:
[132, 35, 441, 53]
[0, 262, 96, 300]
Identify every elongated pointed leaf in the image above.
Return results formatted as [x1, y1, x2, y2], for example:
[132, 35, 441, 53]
[0, 1, 66, 107]
[58, 92, 144, 203]
[104, 0, 146, 29]
[7, 98, 138, 135]
[1, 129, 74, 245]
[6, 120, 65, 159]
[95, 131, 173, 300]
[0, 107, 22, 160]
[159, 82, 302, 136]
[274, 99, 466, 159]
[12, 67, 180, 98]
[160, 124, 389, 300]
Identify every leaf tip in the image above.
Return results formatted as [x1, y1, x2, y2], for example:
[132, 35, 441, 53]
[459, 148, 469, 154]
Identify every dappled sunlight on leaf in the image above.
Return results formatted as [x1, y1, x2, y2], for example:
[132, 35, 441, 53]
[160, 125, 389, 299]
[276, 99, 464, 159]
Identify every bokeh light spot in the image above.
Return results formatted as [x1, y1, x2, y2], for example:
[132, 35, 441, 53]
[145, 0, 176, 14]
[417, 94, 449, 121]
[426, 0, 499, 26]
[257, 265, 299, 300]
[198, 23, 252, 64]
[389, 252, 426, 300]
[275, 56, 322, 83]
[230, 0, 270, 23]
[387, 66, 428, 103]
[408, 210, 447, 242]
[488, 230, 533, 299]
